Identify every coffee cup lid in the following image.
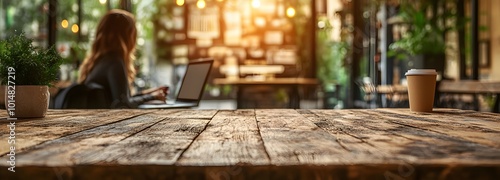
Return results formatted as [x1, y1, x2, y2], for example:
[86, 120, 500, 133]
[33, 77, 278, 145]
[405, 69, 437, 76]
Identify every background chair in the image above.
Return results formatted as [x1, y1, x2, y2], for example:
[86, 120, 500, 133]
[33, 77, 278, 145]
[53, 83, 107, 109]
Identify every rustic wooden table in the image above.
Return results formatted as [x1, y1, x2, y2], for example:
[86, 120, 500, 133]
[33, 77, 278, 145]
[213, 78, 318, 109]
[439, 80, 500, 113]
[1, 109, 500, 179]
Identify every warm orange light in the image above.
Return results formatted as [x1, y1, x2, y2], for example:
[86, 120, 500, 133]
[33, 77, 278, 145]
[71, 24, 79, 33]
[61, 19, 69, 28]
[252, 0, 260, 8]
[176, 0, 184, 6]
[254, 17, 266, 27]
[197, 0, 206, 9]
[99, 0, 107, 5]
[286, 7, 296, 17]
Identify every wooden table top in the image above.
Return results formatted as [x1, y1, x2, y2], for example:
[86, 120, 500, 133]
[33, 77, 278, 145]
[1, 109, 500, 179]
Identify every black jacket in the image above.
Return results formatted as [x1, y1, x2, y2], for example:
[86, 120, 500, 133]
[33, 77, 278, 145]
[84, 53, 154, 108]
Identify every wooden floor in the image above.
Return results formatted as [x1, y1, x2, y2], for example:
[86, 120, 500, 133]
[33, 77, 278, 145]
[1, 109, 500, 179]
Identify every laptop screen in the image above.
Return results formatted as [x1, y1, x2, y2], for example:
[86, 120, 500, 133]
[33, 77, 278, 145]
[176, 59, 213, 101]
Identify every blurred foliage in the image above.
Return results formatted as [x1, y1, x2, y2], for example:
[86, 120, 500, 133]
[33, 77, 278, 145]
[316, 16, 348, 92]
[136, 0, 160, 39]
[388, 0, 465, 60]
[1, 0, 160, 81]
[57, 0, 107, 43]
[148, 0, 176, 61]
[2, 0, 47, 40]
[292, 0, 313, 78]
[0, 33, 63, 86]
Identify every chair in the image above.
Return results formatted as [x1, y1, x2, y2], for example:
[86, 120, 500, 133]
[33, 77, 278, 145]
[356, 77, 377, 108]
[53, 83, 108, 109]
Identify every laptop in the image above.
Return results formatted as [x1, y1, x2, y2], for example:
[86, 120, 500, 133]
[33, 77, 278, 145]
[138, 58, 214, 109]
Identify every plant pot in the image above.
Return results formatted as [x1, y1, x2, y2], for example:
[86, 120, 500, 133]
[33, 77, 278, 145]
[5, 85, 49, 118]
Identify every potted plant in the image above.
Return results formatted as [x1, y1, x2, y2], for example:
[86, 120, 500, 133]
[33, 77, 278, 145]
[0, 33, 63, 118]
[388, 0, 462, 79]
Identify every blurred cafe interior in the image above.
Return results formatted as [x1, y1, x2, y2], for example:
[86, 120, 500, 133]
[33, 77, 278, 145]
[1, 0, 499, 112]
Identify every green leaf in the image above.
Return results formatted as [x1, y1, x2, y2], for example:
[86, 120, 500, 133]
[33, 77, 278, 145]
[0, 33, 63, 86]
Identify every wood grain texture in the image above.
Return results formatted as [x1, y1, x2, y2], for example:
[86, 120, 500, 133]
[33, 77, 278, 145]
[1, 109, 500, 179]
[255, 109, 349, 165]
[0, 109, 153, 155]
[303, 109, 500, 164]
[157, 109, 218, 119]
[6, 110, 169, 166]
[298, 109, 411, 162]
[78, 109, 214, 165]
[376, 109, 500, 149]
[177, 110, 270, 166]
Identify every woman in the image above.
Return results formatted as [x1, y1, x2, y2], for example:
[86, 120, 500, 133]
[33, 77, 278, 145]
[78, 9, 166, 108]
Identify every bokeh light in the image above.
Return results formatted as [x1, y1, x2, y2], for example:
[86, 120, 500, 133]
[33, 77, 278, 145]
[286, 7, 296, 18]
[71, 24, 79, 33]
[61, 19, 69, 28]
[176, 0, 184, 6]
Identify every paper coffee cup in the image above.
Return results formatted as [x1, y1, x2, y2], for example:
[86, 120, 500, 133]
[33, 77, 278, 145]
[405, 69, 437, 112]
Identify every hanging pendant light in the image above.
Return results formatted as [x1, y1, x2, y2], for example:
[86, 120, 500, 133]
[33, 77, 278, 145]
[176, 0, 185, 6]
[252, 0, 261, 8]
[286, 6, 296, 18]
[197, 0, 206, 9]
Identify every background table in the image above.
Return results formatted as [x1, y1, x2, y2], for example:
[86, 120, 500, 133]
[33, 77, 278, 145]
[375, 81, 500, 112]
[1, 109, 500, 179]
[213, 78, 318, 108]
[439, 80, 500, 112]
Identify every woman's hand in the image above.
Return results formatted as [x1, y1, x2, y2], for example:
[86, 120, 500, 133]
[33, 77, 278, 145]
[151, 90, 167, 101]
[143, 86, 169, 101]
[141, 86, 168, 94]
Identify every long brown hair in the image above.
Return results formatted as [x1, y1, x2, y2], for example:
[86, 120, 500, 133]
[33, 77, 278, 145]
[78, 9, 137, 86]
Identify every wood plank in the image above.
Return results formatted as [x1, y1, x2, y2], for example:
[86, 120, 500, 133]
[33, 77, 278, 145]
[1, 110, 174, 167]
[302, 110, 498, 162]
[157, 109, 218, 119]
[77, 109, 213, 165]
[302, 109, 500, 163]
[298, 109, 411, 160]
[0, 109, 154, 155]
[255, 109, 350, 165]
[300, 109, 500, 179]
[1, 109, 499, 179]
[376, 108, 500, 149]
[177, 110, 270, 166]
[302, 109, 466, 167]
[358, 109, 500, 163]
